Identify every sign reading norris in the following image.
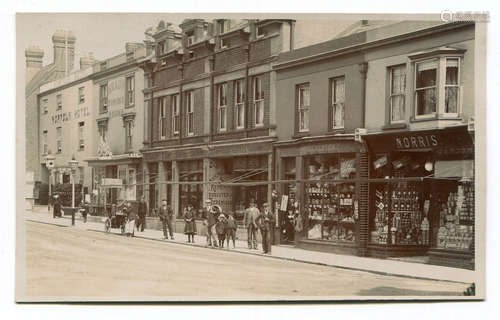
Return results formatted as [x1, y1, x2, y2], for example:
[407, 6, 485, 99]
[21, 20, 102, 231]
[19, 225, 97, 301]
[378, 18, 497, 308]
[394, 134, 439, 150]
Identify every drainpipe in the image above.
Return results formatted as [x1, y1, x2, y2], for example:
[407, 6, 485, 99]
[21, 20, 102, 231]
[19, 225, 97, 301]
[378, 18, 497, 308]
[209, 54, 215, 143]
[358, 62, 368, 128]
[244, 45, 250, 139]
[178, 61, 184, 144]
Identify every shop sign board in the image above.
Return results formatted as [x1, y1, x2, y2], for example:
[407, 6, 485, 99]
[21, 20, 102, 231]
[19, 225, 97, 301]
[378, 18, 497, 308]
[394, 134, 439, 150]
[101, 178, 123, 187]
[208, 183, 233, 214]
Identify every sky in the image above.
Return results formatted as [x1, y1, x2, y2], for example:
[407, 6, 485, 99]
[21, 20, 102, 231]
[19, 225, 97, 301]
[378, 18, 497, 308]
[16, 13, 360, 74]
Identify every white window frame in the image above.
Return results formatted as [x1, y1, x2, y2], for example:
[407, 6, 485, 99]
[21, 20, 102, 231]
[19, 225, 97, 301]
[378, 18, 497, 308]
[42, 130, 48, 154]
[389, 65, 406, 124]
[125, 120, 133, 151]
[331, 77, 345, 129]
[254, 76, 264, 127]
[186, 91, 195, 136]
[78, 87, 85, 104]
[172, 94, 180, 135]
[56, 94, 62, 111]
[100, 84, 108, 113]
[256, 26, 266, 38]
[443, 57, 460, 118]
[413, 56, 462, 120]
[414, 59, 438, 119]
[235, 79, 245, 129]
[78, 121, 85, 151]
[126, 76, 135, 107]
[98, 122, 108, 143]
[56, 127, 62, 153]
[41, 98, 48, 114]
[218, 83, 227, 131]
[297, 83, 310, 132]
[159, 97, 167, 140]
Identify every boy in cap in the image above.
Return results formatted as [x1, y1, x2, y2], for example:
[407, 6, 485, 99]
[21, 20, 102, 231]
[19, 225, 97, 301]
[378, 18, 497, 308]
[259, 202, 275, 254]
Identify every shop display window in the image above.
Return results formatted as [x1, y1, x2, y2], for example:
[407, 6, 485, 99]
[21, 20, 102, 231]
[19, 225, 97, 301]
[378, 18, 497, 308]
[431, 179, 474, 252]
[304, 154, 357, 242]
[369, 151, 433, 246]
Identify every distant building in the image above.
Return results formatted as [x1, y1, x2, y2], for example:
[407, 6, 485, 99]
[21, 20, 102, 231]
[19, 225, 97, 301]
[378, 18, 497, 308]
[25, 30, 77, 204]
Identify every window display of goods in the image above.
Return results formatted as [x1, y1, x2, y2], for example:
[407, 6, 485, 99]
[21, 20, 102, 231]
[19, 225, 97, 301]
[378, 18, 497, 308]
[305, 181, 356, 242]
[371, 183, 424, 245]
[436, 180, 474, 251]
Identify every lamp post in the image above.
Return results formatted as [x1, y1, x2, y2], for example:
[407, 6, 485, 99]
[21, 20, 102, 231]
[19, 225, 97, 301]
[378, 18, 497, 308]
[45, 151, 55, 211]
[69, 155, 78, 225]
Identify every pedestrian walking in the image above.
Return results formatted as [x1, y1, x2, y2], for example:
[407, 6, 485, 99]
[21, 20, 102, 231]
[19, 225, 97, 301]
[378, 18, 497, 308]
[225, 213, 237, 249]
[215, 211, 227, 248]
[184, 203, 197, 243]
[158, 200, 174, 240]
[137, 196, 148, 232]
[53, 195, 61, 218]
[203, 199, 218, 247]
[79, 200, 88, 223]
[244, 199, 261, 250]
[259, 202, 275, 254]
[123, 201, 136, 237]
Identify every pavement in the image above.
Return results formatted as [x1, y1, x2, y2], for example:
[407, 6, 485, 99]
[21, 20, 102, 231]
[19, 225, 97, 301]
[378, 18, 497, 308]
[24, 207, 477, 284]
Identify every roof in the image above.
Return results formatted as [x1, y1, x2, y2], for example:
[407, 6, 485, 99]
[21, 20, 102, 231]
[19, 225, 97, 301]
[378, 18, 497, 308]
[25, 63, 58, 98]
[275, 21, 467, 69]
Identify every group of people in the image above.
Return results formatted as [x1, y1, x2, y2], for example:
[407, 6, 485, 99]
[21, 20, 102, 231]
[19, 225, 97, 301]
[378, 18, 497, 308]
[98, 194, 276, 254]
[203, 199, 238, 249]
[243, 199, 275, 254]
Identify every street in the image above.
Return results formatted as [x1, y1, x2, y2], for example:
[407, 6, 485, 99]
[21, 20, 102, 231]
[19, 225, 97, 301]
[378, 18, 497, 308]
[24, 220, 469, 299]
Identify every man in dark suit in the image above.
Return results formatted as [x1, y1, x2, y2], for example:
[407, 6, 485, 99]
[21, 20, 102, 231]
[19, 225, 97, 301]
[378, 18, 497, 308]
[203, 199, 218, 247]
[259, 202, 275, 254]
[158, 199, 174, 240]
[137, 196, 148, 232]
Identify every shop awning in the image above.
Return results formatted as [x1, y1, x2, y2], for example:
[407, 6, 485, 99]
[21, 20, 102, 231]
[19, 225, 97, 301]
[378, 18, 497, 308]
[85, 153, 142, 166]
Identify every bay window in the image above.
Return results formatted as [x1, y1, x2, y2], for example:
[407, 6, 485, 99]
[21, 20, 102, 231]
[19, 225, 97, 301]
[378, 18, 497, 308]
[412, 51, 463, 120]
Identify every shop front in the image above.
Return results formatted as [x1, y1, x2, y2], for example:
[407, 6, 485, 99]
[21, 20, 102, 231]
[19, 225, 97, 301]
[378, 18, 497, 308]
[275, 136, 364, 254]
[363, 125, 475, 269]
[86, 154, 142, 215]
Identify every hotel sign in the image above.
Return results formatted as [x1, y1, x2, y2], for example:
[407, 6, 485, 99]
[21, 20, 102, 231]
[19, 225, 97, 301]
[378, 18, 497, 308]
[51, 106, 90, 125]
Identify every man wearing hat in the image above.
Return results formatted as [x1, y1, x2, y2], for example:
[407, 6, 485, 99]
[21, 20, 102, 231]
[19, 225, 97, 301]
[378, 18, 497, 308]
[259, 202, 275, 254]
[244, 199, 261, 250]
[203, 199, 218, 247]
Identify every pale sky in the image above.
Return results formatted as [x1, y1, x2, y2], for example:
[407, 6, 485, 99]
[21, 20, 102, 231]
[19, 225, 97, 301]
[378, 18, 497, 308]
[16, 13, 358, 75]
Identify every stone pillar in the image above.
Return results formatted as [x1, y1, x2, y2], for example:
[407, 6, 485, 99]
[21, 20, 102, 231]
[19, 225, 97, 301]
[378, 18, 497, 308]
[158, 161, 166, 203]
[203, 158, 211, 203]
[267, 153, 273, 209]
[295, 155, 305, 244]
[172, 160, 179, 217]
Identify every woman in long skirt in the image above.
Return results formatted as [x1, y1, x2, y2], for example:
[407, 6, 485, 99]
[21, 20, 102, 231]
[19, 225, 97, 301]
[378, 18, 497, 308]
[184, 204, 197, 243]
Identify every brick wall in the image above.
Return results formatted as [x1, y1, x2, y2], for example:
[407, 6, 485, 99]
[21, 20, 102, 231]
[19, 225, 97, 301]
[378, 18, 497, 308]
[214, 46, 246, 72]
[249, 38, 271, 62]
[184, 58, 205, 80]
[165, 65, 182, 86]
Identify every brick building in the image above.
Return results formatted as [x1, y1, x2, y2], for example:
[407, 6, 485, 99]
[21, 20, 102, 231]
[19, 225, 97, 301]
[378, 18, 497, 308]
[139, 19, 354, 232]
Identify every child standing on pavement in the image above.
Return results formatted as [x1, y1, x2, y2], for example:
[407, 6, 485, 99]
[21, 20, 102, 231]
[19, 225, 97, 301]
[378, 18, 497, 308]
[225, 213, 237, 249]
[215, 211, 227, 248]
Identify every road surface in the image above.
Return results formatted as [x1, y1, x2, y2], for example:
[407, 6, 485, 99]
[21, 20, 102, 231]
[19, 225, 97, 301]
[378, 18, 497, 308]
[24, 221, 469, 300]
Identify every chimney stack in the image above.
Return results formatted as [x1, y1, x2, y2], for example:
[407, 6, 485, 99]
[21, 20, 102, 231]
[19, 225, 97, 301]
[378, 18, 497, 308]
[80, 52, 97, 70]
[52, 30, 76, 74]
[25, 46, 44, 84]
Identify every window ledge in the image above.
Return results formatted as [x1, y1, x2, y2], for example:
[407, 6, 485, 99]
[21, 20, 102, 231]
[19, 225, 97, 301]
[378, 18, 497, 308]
[382, 123, 408, 131]
[292, 132, 311, 139]
[410, 116, 462, 123]
[326, 128, 346, 135]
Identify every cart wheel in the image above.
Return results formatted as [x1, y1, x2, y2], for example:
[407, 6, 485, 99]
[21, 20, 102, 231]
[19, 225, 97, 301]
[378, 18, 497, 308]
[104, 219, 110, 233]
[121, 224, 125, 235]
